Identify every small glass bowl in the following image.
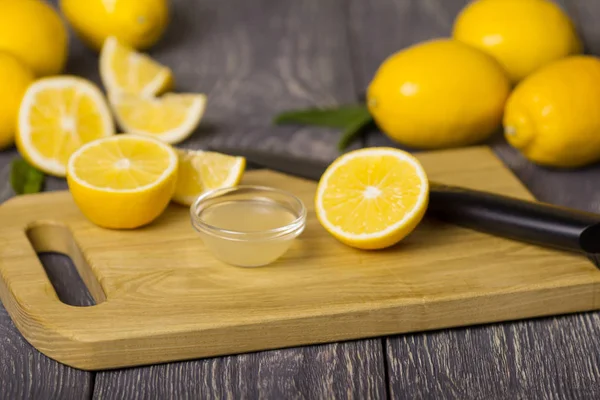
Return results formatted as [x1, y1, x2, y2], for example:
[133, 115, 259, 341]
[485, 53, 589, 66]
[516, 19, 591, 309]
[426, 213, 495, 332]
[190, 185, 307, 267]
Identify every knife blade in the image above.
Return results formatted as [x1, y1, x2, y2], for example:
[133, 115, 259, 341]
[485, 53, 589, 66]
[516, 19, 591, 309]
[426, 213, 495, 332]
[208, 145, 600, 264]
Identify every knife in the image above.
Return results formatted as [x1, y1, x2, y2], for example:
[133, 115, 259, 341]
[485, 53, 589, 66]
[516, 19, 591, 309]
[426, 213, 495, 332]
[208, 145, 600, 263]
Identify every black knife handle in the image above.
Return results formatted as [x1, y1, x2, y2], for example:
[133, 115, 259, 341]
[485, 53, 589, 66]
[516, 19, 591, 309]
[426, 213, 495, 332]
[427, 182, 600, 255]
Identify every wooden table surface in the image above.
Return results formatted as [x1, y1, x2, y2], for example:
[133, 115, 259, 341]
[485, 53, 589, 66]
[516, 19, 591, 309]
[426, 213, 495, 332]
[2, 0, 600, 398]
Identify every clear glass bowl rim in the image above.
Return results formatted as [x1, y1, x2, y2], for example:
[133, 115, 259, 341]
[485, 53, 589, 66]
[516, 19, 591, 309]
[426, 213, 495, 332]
[189, 185, 307, 241]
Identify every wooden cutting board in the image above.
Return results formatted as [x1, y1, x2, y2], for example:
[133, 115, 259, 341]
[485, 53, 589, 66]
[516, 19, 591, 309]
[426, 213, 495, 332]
[1, 146, 599, 371]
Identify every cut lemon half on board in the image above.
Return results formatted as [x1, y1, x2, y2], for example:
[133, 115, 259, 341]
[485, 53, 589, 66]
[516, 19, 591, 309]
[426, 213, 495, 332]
[16, 76, 115, 177]
[66, 134, 178, 229]
[99, 36, 173, 97]
[315, 147, 429, 250]
[173, 148, 246, 206]
[111, 92, 207, 144]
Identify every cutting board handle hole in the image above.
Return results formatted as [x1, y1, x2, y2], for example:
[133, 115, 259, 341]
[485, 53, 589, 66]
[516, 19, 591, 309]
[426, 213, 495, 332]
[25, 221, 107, 307]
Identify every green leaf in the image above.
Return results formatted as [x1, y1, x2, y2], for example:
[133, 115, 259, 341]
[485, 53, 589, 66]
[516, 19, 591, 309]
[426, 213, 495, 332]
[273, 104, 374, 151]
[10, 158, 45, 195]
[337, 113, 374, 151]
[273, 105, 371, 129]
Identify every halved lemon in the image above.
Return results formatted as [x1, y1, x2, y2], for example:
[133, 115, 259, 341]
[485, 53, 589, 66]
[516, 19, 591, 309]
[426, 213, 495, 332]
[172, 148, 246, 206]
[66, 134, 178, 229]
[315, 147, 429, 250]
[99, 36, 172, 97]
[111, 92, 207, 144]
[16, 76, 115, 177]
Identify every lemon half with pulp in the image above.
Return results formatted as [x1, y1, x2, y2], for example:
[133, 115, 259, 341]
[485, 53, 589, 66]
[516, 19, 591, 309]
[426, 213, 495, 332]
[16, 76, 115, 177]
[315, 147, 429, 250]
[67, 134, 178, 229]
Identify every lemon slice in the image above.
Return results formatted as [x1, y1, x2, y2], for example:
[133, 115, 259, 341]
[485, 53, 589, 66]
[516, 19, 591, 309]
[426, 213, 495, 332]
[111, 92, 207, 144]
[173, 148, 246, 206]
[16, 76, 115, 177]
[67, 134, 178, 229]
[315, 147, 429, 250]
[99, 36, 172, 97]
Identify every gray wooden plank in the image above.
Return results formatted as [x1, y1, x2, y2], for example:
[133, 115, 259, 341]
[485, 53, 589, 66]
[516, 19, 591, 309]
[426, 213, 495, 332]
[87, 0, 387, 398]
[491, 136, 600, 210]
[349, 0, 600, 398]
[386, 314, 600, 400]
[143, 0, 363, 161]
[0, 253, 94, 399]
[93, 341, 385, 400]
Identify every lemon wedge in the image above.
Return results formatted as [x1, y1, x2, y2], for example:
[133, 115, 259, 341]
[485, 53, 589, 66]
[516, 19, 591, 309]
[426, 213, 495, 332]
[315, 147, 429, 250]
[173, 148, 246, 206]
[111, 92, 207, 144]
[16, 76, 115, 177]
[67, 134, 178, 229]
[99, 36, 172, 97]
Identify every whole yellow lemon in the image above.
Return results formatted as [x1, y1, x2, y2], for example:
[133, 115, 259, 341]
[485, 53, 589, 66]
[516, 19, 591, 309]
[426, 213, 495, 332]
[0, 0, 68, 77]
[504, 56, 600, 169]
[452, 0, 582, 83]
[60, 0, 170, 52]
[367, 39, 511, 149]
[0, 53, 35, 150]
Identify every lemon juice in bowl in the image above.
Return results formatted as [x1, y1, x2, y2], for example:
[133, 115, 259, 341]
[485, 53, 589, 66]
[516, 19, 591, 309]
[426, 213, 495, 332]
[190, 186, 307, 267]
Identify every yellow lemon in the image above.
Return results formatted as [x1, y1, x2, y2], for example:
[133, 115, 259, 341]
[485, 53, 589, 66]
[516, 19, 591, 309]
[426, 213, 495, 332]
[315, 147, 429, 250]
[504, 56, 600, 169]
[59, 0, 169, 52]
[111, 92, 207, 144]
[172, 148, 246, 206]
[367, 39, 511, 149]
[0, 53, 35, 150]
[0, 0, 68, 77]
[16, 76, 115, 177]
[453, 0, 582, 83]
[67, 134, 178, 229]
[100, 36, 173, 97]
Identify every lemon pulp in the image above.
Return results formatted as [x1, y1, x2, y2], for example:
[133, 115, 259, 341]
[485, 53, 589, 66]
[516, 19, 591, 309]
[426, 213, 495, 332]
[16, 76, 115, 176]
[67, 134, 178, 229]
[315, 147, 429, 250]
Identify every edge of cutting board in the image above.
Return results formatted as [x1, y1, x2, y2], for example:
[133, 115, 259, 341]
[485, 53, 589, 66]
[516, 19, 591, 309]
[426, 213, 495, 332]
[1, 145, 600, 371]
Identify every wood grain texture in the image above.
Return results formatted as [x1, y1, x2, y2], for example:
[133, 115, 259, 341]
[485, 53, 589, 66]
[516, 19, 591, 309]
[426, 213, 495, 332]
[0, 112, 92, 399]
[3, 0, 383, 395]
[144, 0, 362, 160]
[83, 0, 383, 395]
[2, 0, 598, 398]
[7, 0, 383, 397]
[2, 147, 599, 372]
[0, 254, 93, 400]
[93, 340, 385, 399]
[349, 0, 600, 398]
[386, 313, 600, 400]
